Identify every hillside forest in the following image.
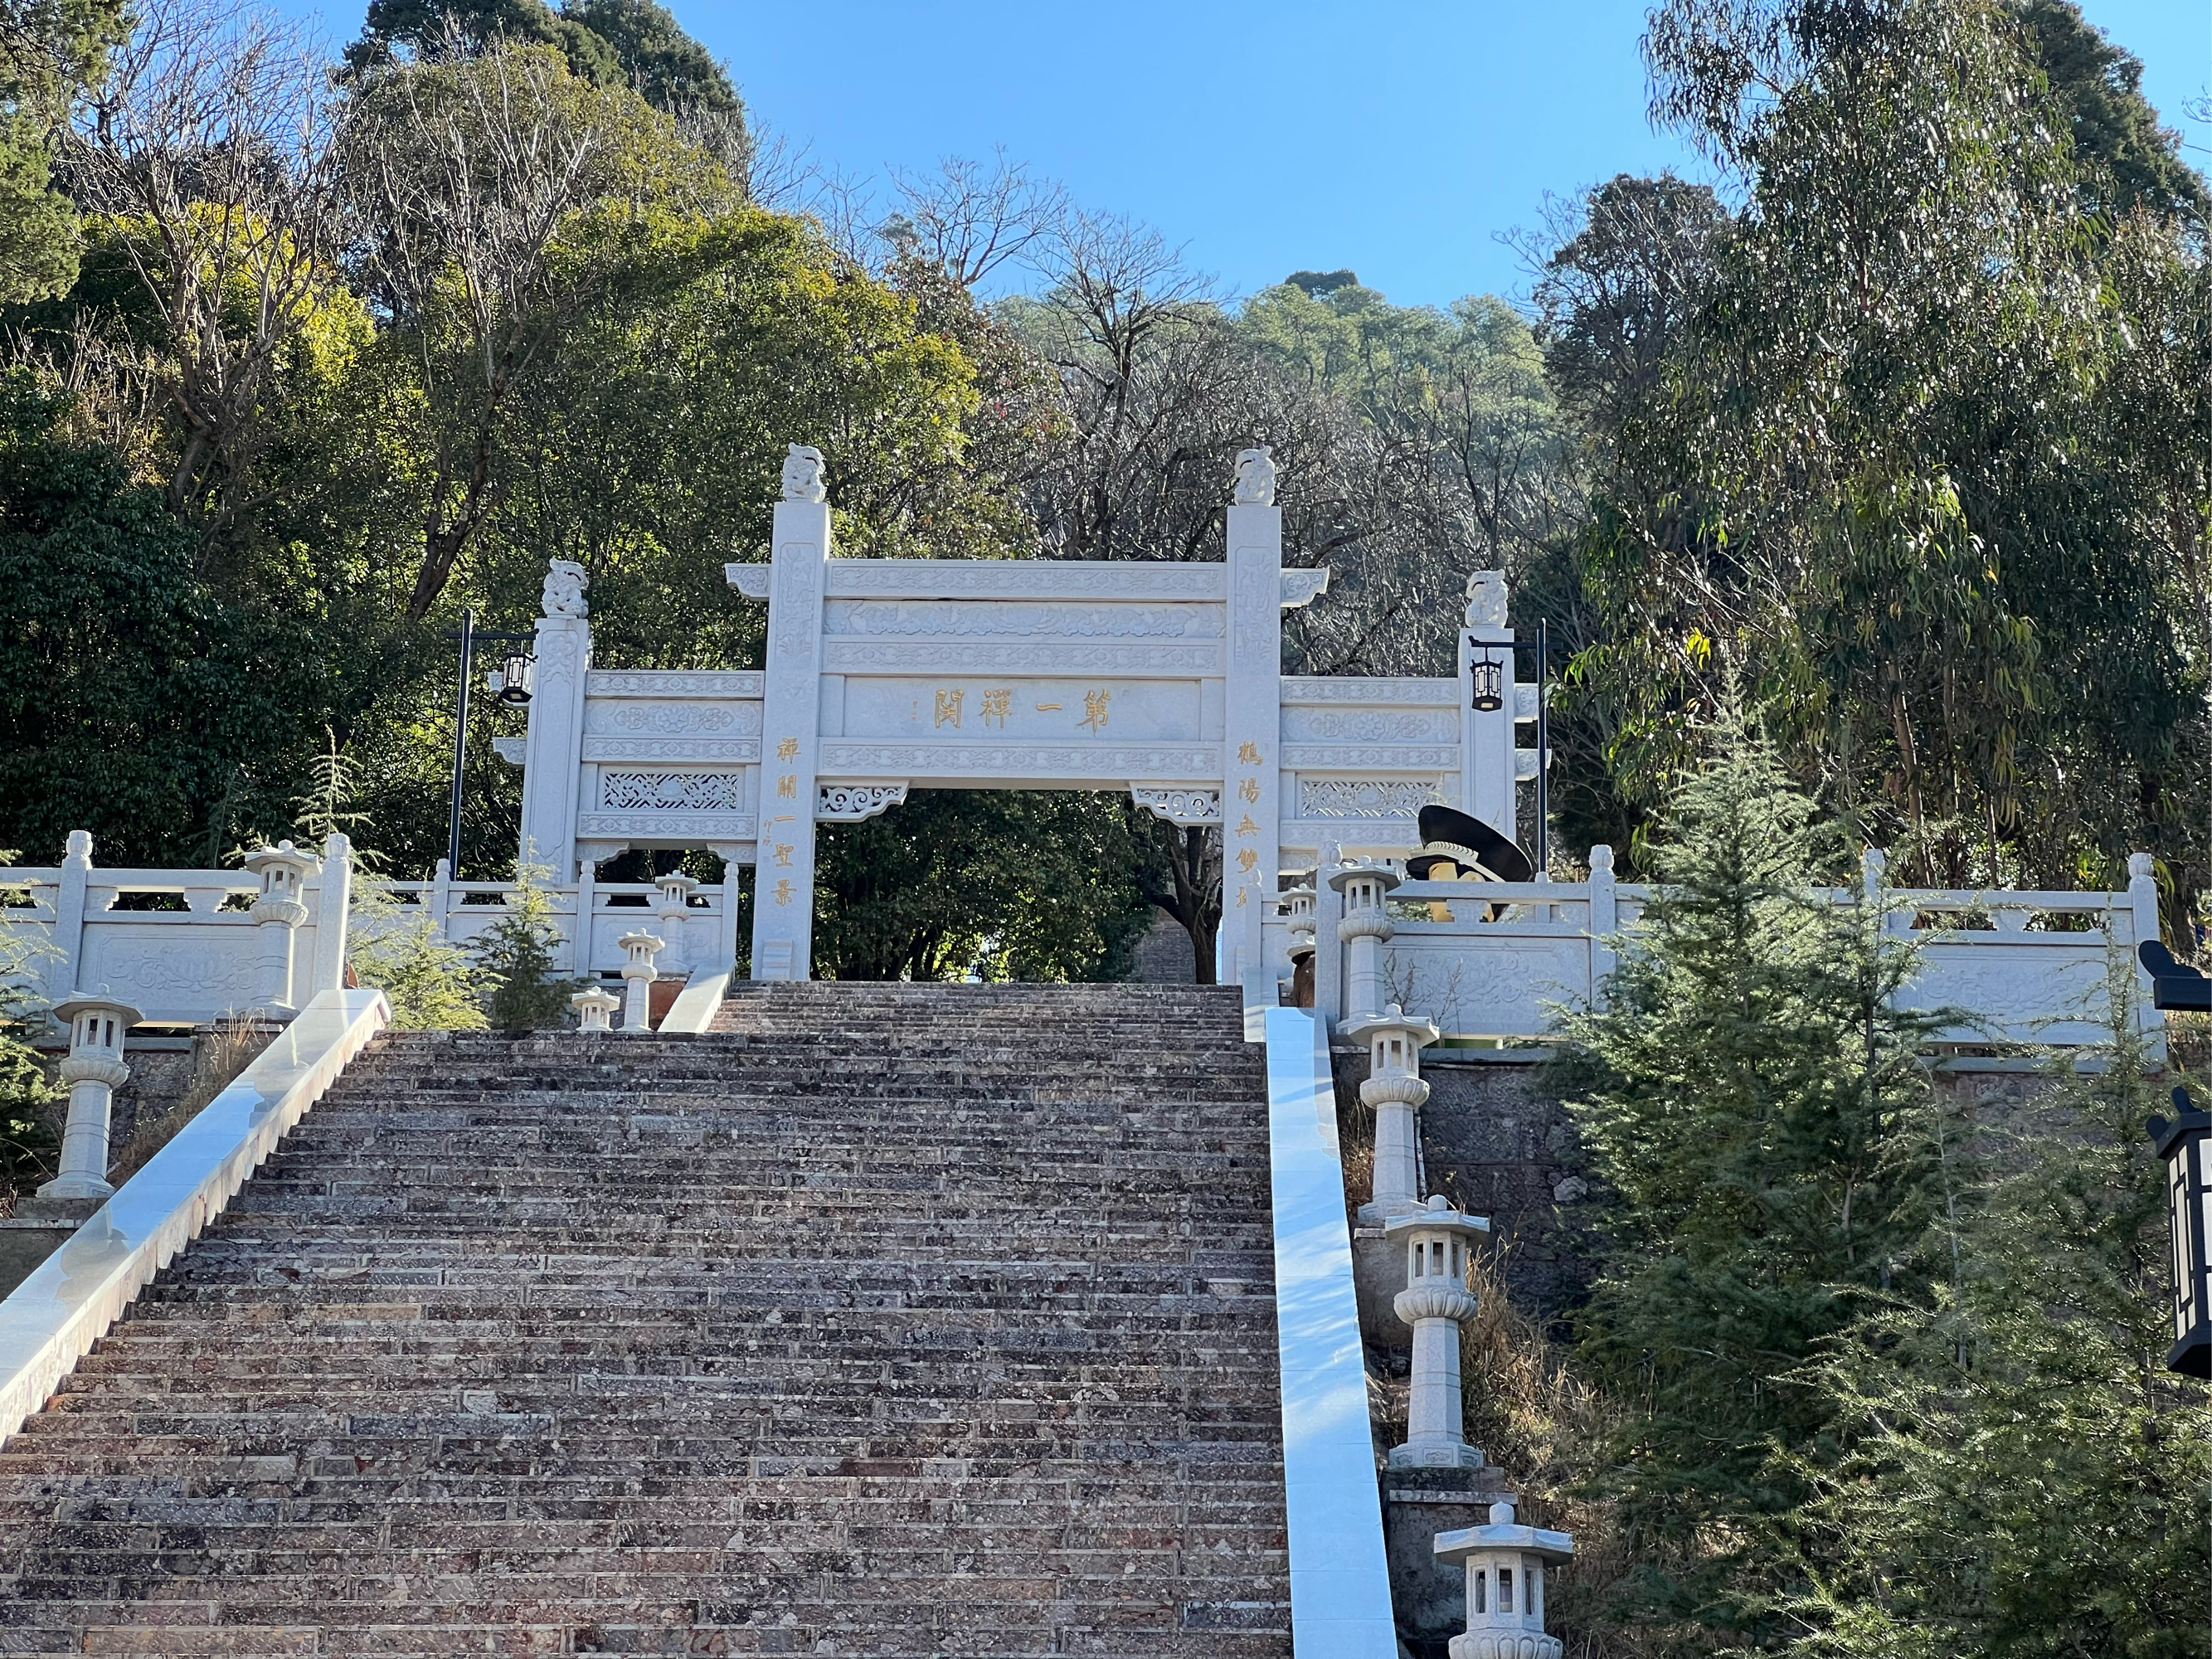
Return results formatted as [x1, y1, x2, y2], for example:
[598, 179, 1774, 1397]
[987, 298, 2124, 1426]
[0, 0, 2207, 1652]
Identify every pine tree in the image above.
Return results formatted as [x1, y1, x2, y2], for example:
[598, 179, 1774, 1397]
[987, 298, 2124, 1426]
[1776, 966, 2212, 1659]
[1549, 717, 1954, 1647]
[473, 857, 581, 1029]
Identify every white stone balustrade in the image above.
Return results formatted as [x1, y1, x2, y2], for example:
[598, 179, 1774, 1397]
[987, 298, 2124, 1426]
[1344, 1004, 1440, 1220]
[654, 872, 699, 972]
[1385, 1196, 1491, 1468]
[617, 932, 664, 1029]
[1434, 1501, 1575, 1659]
[1330, 863, 1400, 1021]
[243, 841, 318, 1014]
[571, 985, 620, 1032]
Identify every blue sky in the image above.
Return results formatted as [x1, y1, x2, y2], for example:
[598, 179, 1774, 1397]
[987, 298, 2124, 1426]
[283, 0, 2208, 309]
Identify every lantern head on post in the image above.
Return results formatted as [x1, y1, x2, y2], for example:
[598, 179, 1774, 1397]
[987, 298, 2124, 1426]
[2151, 1085, 2212, 1377]
[1435, 1501, 1575, 1659]
[1468, 642, 1505, 713]
[486, 650, 534, 707]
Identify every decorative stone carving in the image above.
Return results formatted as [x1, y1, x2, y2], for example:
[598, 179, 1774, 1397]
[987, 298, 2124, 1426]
[581, 739, 761, 764]
[1282, 743, 1466, 768]
[1131, 787, 1223, 825]
[1464, 570, 1508, 629]
[822, 641, 1221, 674]
[1435, 1501, 1575, 1659]
[41, 995, 140, 1203]
[1233, 446, 1277, 506]
[1297, 779, 1446, 820]
[599, 772, 745, 812]
[825, 561, 1226, 599]
[576, 812, 757, 839]
[819, 742, 1222, 779]
[822, 600, 1224, 640]
[724, 563, 772, 600]
[774, 556, 821, 657]
[586, 671, 765, 698]
[1385, 1196, 1490, 1467]
[542, 559, 589, 619]
[1279, 567, 1330, 609]
[1282, 676, 1461, 704]
[588, 701, 761, 736]
[817, 783, 908, 822]
[781, 443, 826, 504]
[1286, 708, 1458, 742]
[1232, 561, 1277, 668]
[492, 737, 527, 766]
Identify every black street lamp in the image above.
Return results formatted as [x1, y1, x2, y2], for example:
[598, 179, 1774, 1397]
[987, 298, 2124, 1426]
[1468, 641, 1505, 713]
[2150, 1085, 2212, 1379]
[443, 610, 536, 879]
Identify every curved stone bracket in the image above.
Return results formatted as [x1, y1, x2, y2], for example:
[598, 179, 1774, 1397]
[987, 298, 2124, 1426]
[1280, 567, 1330, 610]
[816, 782, 908, 823]
[1131, 786, 1223, 826]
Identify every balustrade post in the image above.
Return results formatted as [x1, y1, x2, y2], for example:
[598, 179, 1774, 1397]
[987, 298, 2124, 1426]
[1587, 844, 1617, 1011]
[1312, 840, 1345, 1026]
[46, 831, 92, 1007]
[308, 833, 352, 996]
[39, 996, 140, 1204]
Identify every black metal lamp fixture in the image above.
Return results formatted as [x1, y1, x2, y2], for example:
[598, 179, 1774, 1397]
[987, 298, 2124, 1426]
[1468, 641, 1505, 713]
[487, 649, 535, 707]
[2150, 1084, 2212, 1378]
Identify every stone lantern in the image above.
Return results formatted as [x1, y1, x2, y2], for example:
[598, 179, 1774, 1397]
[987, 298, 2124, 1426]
[40, 995, 142, 1204]
[654, 871, 698, 972]
[1385, 1195, 1492, 1467]
[1281, 882, 1316, 1008]
[616, 932, 664, 1030]
[242, 840, 318, 1012]
[1329, 862, 1400, 1019]
[1344, 1005, 1441, 1220]
[1434, 1500, 1574, 1659]
[571, 984, 621, 1033]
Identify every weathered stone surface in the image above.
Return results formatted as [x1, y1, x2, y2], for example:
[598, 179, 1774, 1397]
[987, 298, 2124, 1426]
[0, 982, 1291, 1657]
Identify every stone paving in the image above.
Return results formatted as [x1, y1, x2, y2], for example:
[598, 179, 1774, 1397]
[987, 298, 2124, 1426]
[0, 983, 1290, 1657]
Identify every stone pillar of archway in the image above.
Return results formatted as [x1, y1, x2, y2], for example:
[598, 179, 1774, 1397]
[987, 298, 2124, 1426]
[751, 446, 832, 980]
[1223, 449, 1284, 1031]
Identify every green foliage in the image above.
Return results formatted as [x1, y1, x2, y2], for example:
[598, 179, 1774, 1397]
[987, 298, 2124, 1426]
[1545, 0, 2211, 903]
[1550, 718, 1955, 1645]
[0, 854, 59, 1199]
[811, 792, 1153, 983]
[1773, 985, 2211, 1659]
[0, 372, 314, 864]
[348, 881, 489, 1029]
[471, 857, 580, 1027]
[0, 0, 126, 302]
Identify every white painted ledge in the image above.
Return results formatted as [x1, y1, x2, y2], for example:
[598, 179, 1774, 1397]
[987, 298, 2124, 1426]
[661, 958, 734, 1033]
[1262, 1005, 1398, 1653]
[0, 988, 390, 1447]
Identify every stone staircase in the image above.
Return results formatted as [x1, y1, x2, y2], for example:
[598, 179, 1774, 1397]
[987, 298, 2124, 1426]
[0, 983, 1290, 1656]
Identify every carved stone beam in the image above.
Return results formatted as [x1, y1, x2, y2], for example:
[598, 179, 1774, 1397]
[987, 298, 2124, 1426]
[1280, 568, 1330, 610]
[1131, 787, 1223, 827]
[817, 783, 908, 823]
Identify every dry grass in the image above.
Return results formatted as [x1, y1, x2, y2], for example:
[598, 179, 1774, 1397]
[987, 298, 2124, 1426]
[107, 1019, 274, 1186]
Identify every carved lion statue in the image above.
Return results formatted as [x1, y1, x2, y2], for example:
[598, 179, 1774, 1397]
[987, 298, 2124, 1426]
[541, 558, 589, 620]
[1463, 569, 1509, 629]
[1232, 446, 1276, 507]
[781, 443, 827, 504]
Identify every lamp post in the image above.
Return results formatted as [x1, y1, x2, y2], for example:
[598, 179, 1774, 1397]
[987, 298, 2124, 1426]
[2150, 1083, 2211, 1378]
[444, 610, 536, 881]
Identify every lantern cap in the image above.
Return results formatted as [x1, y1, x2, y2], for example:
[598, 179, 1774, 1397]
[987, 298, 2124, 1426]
[1326, 861, 1402, 896]
[1384, 1194, 1490, 1241]
[1342, 1005, 1441, 1048]
[1433, 1501, 1575, 1565]
[2151, 1087, 2212, 1159]
[51, 995, 143, 1029]
[571, 985, 620, 1009]
[2140, 941, 2212, 1012]
[242, 839, 318, 876]
[656, 871, 700, 892]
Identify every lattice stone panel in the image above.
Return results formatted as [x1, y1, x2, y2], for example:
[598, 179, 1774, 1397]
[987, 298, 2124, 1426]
[598, 771, 745, 812]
